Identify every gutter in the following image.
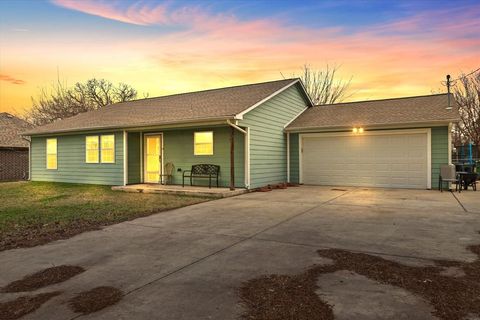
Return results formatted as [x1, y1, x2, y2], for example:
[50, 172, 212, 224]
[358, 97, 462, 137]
[227, 120, 250, 188]
[22, 116, 234, 137]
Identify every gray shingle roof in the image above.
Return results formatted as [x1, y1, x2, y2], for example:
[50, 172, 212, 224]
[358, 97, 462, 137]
[0, 113, 34, 148]
[286, 93, 460, 131]
[24, 78, 300, 135]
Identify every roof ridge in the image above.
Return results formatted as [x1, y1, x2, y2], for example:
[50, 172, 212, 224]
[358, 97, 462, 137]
[315, 93, 449, 107]
[111, 78, 299, 106]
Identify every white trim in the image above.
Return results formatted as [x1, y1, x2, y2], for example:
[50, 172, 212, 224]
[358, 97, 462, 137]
[143, 133, 163, 183]
[235, 79, 308, 120]
[283, 106, 308, 129]
[300, 129, 430, 138]
[427, 128, 432, 189]
[139, 132, 143, 183]
[448, 122, 452, 165]
[299, 128, 432, 189]
[246, 127, 250, 188]
[299, 134, 303, 184]
[123, 131, 128, 186]
[287, 132, 290, 183]
[286, 121, 458, 133]
[28, 139, 31, 180]
[227, 120, 250, 188]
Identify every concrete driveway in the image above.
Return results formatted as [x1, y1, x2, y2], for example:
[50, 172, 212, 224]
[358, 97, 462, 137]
[1, 186, 479, 320]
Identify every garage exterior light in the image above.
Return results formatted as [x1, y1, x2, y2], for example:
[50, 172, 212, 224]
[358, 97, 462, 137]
[352, 128, 358, 133]
[352, 127, 364, 134]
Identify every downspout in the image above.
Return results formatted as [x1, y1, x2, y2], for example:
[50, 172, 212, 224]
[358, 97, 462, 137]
[227, 120, 250, 189]
[287, 132, 290, 183]
[22, 136, 31, 181]
[448, 123, 452, 165]
[123, 130, 128, 186]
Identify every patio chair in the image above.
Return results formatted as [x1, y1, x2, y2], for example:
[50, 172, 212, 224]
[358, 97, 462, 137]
[160, 162, 175, 185]
[439, 164, 461, 193]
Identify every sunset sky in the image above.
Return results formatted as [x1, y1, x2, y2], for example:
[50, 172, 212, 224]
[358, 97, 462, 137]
[0, 0, 479, 115]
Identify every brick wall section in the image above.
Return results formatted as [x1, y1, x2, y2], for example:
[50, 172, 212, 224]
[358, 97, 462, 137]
[0, 148, 29, 181]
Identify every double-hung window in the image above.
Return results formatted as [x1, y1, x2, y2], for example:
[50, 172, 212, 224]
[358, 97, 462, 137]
[101, 135, 115, 163]
[86, 136, 99, 163]
[194, 131, 213, 155]
[86, 135, 115, 163]
[46, 138, 57, 169]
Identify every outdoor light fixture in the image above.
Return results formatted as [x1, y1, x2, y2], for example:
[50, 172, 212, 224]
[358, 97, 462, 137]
[352, 127, 364, 134]
[352, 128, 358, 133]
[359, 128, 364, 133]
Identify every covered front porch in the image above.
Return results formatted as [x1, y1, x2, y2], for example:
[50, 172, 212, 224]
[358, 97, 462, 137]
[123, 123, 249, 190]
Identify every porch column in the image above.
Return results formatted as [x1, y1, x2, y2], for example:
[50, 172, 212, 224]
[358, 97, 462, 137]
[230, 126, 235, 190]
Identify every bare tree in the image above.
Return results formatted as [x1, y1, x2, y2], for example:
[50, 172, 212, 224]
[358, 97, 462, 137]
[25, 78, 140, 126]
[453, 70, 480, 156]
[290, 64, 352, 105]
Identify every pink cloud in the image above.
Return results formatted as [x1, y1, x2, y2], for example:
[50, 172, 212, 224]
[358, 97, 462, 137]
[39, 1, 480, 101]
[0, 74, 26, 85]
[52, 0, 169, 26]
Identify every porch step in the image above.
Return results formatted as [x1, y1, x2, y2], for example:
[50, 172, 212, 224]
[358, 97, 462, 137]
[112, 184, 248, 198]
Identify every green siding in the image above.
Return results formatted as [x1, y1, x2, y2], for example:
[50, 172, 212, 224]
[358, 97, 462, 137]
[290, 126, 449, 189]
[289, 133, 300, 183]
[240, 84, 309, 189]
[127, 132, 141, 184]
[431, 126, 448, 189]
[31, 131, 124, 185]
[160, 127, 245, 188]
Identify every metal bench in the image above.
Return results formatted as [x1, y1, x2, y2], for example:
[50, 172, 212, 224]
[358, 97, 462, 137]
[182, 164, 220, 188]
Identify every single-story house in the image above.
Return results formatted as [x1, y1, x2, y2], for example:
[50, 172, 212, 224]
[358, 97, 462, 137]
[0, 113, 34, 181]
[23, 78, 459, 190]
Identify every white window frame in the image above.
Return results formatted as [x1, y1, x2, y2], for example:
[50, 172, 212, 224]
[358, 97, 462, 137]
[85, 136, 100, 164]
[46, 138, 57, 170]
[194, 131, 214, 156]
[101, 134, 115, 164]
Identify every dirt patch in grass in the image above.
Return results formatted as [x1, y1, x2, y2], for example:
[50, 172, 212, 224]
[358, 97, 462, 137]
[239, 244, 480, 320]
[2, 265, 85, 293]
[0, 291, 61, 320]
[0, 220, 102, 252]
[68, 286, 123, 314]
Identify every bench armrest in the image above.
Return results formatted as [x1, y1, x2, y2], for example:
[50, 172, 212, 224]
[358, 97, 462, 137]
[182, 170, 192, 177]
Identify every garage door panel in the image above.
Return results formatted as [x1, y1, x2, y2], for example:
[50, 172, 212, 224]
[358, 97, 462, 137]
[301, 132, 428, 189]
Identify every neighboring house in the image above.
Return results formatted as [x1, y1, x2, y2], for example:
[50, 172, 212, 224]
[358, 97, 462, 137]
[0, 113, 34, 181]
[23, 79, 459, 190]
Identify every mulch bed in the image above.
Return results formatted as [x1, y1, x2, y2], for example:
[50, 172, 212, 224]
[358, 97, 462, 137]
[239, 242, 480, 320]
[68, 286, 123, 314]
[0, 220, 102, 252]
[2, 265, 85, 293]
[0, 291, 61, 320]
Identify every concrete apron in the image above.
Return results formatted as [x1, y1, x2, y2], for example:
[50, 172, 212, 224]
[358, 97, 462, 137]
[0, 186, 479, 320]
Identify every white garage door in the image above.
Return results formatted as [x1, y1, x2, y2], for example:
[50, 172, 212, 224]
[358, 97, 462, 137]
[300, 130, 429, 189]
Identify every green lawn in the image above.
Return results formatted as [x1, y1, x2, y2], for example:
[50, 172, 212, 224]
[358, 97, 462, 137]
[0, 181, 210, 251]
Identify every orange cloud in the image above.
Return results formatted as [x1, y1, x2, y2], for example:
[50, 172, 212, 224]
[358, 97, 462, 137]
[0, 74, 26, 85]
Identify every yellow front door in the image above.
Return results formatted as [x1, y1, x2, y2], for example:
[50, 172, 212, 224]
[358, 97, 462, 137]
[144, 135, 162, 183]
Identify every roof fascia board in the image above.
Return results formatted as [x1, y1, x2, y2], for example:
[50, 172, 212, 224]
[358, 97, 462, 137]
[235, 79, 312, 120]
[23, 117, 232, 137]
